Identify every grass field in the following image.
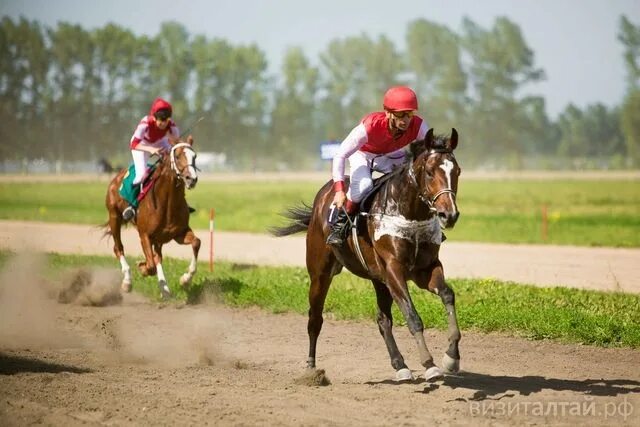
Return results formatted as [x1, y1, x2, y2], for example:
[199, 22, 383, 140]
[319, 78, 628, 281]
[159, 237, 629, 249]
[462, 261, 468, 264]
[1, 178, 639, 247]
[8, 251, 638, 348]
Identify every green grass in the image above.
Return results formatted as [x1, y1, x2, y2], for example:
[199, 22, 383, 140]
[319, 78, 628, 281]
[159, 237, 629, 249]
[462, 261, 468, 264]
[1, 178, 639, 246]
[0, 179, 640, 247]
[6, 251, 638, 348]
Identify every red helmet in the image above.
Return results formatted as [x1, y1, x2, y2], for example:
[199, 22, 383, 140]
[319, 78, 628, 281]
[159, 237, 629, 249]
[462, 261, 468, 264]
[149, 97, 173, 117]
[383, 86, 418, 111]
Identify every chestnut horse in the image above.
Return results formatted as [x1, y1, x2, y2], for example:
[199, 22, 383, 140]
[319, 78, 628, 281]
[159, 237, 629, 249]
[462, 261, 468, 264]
[103, 136, 201, 298]
[273, 129, 461, 382]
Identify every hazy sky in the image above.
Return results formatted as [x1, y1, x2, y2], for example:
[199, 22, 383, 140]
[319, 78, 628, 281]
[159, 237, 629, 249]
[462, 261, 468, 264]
[2, 0, 639, 117]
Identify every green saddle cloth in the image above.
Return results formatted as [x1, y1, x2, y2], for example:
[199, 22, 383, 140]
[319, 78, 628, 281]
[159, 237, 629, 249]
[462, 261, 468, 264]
[119, 162, 157, 208]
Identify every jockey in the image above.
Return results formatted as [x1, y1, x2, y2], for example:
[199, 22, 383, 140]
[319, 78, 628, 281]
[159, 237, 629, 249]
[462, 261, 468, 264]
[122, 98, 180, 222]
[326, 86, 429, 246]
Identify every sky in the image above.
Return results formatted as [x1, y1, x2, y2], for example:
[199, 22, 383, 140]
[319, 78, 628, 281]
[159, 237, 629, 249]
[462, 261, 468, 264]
[2, 0, 639, 118]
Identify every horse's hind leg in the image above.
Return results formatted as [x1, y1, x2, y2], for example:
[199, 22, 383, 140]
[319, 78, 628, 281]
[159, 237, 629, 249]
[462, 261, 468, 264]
[109, 214, 132, 292]
[174, 228, 201, 288]
[414, 262, 461, 373]
[371, 279, 413, 381]
[306, 231, 339, 369]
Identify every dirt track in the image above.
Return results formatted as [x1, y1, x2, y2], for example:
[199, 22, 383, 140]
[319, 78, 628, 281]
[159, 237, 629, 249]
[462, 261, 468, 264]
[1, 222, 639, 425]
[1, 220, 638, 294]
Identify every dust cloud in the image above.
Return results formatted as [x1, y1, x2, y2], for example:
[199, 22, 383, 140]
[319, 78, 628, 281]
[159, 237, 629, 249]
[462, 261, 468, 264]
[0, 253, 237, 369]
[0, 253, 78, 350]
[57, 268, 122, 306]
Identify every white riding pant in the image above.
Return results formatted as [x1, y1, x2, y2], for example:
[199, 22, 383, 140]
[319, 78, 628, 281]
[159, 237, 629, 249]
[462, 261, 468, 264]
[347, 150, 406, 203]
[131, 150, 151, 185]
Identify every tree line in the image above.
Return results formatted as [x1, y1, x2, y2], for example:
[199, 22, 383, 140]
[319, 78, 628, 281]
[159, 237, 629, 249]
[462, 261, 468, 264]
[1, 15, 639, 170]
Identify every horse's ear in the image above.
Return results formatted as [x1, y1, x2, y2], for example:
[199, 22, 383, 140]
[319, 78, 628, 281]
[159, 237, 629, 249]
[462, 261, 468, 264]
[409, 128, 434, 159]
[187, 135, 194, 145]
[450, 128, 458, 150]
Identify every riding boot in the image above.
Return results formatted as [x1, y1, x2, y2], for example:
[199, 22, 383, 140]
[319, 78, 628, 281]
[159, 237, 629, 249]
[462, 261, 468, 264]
[326, 210, 350, 246]
[326, 200, 358, 246]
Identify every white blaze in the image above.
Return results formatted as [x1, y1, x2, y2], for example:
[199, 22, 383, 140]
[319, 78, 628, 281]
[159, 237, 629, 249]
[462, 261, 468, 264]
[185, 149, 197, 179]
[439, 159, 456, 207]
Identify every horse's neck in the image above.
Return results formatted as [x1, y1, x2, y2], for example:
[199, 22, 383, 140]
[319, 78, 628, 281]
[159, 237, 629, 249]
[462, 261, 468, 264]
[155, 162, 185, 200]
[376, 169, 431, 220]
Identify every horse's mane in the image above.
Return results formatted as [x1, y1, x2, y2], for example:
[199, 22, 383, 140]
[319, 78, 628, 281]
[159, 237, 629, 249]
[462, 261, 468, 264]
[361, 132, 453, 212]
[430, 133, 451, 150]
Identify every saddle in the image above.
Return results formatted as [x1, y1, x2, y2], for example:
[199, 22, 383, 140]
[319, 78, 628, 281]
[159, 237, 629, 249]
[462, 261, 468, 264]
[358, 167, 405, 214]
[118, 161, 159, 208]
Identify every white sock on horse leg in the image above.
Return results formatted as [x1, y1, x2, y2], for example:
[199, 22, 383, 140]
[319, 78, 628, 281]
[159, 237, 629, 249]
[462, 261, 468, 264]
[156, 263, 166, 283]
[188, 256, 197, 274]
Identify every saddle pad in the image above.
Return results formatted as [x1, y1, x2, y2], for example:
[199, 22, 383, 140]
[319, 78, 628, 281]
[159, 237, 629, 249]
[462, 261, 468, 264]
[118, 162, 157, 208]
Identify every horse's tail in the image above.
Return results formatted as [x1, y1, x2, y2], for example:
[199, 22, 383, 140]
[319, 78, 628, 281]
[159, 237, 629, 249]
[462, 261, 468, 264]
[99, 221, 112, 240]
[269, 203, 313, 237]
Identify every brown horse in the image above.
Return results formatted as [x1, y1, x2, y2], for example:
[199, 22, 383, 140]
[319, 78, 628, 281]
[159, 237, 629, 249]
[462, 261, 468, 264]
[273, 128, 461, 382]
[104, 136, 201, 298]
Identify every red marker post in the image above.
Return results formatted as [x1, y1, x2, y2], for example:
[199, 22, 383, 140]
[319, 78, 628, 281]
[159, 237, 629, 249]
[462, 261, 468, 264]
[209, 208, 215, 272]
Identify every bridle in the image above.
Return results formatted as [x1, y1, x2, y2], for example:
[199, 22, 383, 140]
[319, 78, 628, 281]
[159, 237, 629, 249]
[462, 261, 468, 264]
[170, 142, 197, 184]
[407, 148, 457, 211]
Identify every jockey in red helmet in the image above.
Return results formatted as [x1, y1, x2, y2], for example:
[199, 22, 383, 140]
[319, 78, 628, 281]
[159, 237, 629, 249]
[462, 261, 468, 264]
[326, 86, 429, 246]
[122, 98, 180, 222]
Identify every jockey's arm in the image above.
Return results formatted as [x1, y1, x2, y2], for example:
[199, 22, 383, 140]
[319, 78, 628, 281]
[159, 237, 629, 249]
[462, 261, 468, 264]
[133, 144, 162, 155]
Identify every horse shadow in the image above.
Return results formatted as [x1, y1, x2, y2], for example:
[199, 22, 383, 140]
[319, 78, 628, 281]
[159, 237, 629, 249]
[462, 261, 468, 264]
[366, 371, 640, 400]
[0, 352, 92, 375]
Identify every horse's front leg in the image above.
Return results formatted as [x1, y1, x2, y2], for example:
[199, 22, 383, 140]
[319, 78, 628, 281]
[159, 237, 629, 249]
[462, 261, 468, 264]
[153, 243, 171, 299]
[174, 228, 201, 288]
[414, 261, 461, 373]
[385, 260, 443, 382]
[371, 279, 412, 381]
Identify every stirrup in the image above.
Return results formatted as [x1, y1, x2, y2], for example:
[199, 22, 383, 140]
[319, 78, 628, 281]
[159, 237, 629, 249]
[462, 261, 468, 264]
[122, 206, 136, 221]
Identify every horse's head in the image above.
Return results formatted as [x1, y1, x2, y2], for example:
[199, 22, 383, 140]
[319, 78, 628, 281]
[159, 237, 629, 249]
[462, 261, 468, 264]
[170, 135, 198, 189]
[408, 128, 461, 229]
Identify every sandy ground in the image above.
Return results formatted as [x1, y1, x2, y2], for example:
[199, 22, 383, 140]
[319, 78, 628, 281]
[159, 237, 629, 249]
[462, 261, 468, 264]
[0, 254, 639, 426]
[1, 220, 638, 294]
[0, 221, 639, 425]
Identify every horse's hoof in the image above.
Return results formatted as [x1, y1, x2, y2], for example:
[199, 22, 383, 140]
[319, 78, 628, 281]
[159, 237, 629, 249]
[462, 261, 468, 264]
[179, 273, 192, 288]
[158, 281, 172, 299]
[121, 281, 132, 293]
[425, 366, 444, 382]
[395, 368, 414, 382]
[442, 353, 460, 373]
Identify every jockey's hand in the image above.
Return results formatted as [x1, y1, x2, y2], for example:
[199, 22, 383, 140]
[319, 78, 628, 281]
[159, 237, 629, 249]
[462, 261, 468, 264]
[333, 190, 346, 208]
